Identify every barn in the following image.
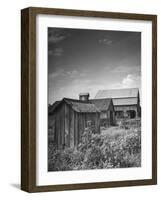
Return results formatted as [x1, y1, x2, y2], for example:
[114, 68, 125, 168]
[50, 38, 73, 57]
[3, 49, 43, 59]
[95, 88, 141, 120]
[48, 97, 100, 149]
[90, 98, 115, 127]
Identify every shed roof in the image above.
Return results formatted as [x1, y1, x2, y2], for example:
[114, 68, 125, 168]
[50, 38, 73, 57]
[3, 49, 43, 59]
[64, 98, 100, 113]
[113, 98, 138, 106]
[90, 98, 112, 111]
[48, 101, 61, 114]
[49, 98, 100, 114]
[95, 88, 139, 99]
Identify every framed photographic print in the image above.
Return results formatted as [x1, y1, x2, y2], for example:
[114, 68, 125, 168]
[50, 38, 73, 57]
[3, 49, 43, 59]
[21, 7, 157, 192]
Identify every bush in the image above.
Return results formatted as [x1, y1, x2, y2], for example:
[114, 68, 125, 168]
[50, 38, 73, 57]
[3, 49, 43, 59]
[48, 123, 141, 171]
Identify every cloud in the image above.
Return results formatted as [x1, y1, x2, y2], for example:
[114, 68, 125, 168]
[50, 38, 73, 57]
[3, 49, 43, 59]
[49, 73, 141, 104]
[48, 29, 70, 44]
[99, 38, 113, 45]
[48, 35, 66, 43]
[66, 69, 87, 78]
[67, 70, 78, 77]
[49, 69, 66, 79]
[122, 73, 142, 104]
[49, 68, 88, 81]
[105, 73, 141, 90]
[122, 74, 141, 88]
[48, 47, 64, 57]
[53, 79, 101, 101]
[111, 65, 141, 74]
[49, 75, 108, 103]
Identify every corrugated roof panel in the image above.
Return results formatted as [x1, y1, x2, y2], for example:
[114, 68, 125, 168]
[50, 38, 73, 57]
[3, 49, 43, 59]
[95, 88, 139, 99]
[64, 98, 100, 113]
[90, 99, 112, 111]
[113, 98, 138, 106]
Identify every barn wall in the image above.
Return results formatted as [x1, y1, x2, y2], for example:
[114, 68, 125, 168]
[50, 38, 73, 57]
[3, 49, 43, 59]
[99, 102, 115, 127]
[100, 110, 113, 127]
[114, 105, 138, 119]
[137, 100, 141, 117]
[115, 105, 137, 112]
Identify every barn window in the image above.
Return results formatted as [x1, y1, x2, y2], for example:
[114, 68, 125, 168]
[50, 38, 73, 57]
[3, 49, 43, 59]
[127, 110, 136, 119]
[100, 112, 107, 119]
[115, 111, 124, 118]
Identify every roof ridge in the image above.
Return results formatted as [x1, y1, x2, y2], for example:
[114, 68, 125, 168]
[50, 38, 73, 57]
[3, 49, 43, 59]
[64, 97, 93, 104]
[90, 98, 112, 101]
[95, 88, 139, 99]
[98, 87, 139, 91]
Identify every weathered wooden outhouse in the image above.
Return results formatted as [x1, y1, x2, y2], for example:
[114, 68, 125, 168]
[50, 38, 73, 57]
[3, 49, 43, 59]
[48, 98, 100, 149]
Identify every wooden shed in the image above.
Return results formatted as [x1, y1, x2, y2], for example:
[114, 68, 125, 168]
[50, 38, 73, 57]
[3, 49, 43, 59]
[90, 98, 115, 127]
[48, 98, 100, 149]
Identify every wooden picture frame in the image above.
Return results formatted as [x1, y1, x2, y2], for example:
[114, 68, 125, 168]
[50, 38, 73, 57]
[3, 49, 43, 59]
[21, 7, 157, 192]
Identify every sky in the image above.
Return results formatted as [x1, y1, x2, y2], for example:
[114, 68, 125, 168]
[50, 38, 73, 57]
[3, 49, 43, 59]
[48, 28, 141, 104]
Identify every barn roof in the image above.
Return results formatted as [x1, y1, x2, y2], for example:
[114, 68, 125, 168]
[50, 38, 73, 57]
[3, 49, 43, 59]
[64, 98, 100, 113]
[95, 88, 139, 99]
[113, 98, 138, 106]
[90, 98, 112, 111]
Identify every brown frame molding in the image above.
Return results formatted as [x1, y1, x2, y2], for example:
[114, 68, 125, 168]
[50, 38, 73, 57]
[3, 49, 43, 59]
[21, 7, 157, 193]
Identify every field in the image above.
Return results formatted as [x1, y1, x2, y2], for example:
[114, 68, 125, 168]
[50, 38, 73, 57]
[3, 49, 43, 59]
[48, 119, 141, 171]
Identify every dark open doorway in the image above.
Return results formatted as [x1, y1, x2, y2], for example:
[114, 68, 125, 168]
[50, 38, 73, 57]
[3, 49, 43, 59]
[127, 110, 136, 119]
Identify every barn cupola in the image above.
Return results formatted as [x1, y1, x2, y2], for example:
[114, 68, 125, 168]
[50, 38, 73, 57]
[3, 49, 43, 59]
[79, 93, 90, 101]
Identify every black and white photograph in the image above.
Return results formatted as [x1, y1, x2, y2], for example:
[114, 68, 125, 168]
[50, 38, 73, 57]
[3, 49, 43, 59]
[21, 7, 157, 192]
[48, 27, 141, 172]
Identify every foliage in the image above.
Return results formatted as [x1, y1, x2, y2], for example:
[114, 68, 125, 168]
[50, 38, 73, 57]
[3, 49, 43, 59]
[48, 120, 141, 171]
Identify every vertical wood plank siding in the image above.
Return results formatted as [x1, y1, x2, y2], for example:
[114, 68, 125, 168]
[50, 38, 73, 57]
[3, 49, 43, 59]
[74, 112, 78, 146]
[50, 101, 101, 149]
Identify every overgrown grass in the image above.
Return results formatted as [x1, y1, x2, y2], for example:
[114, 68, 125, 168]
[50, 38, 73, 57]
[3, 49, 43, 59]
[48, 120, 141, 171]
